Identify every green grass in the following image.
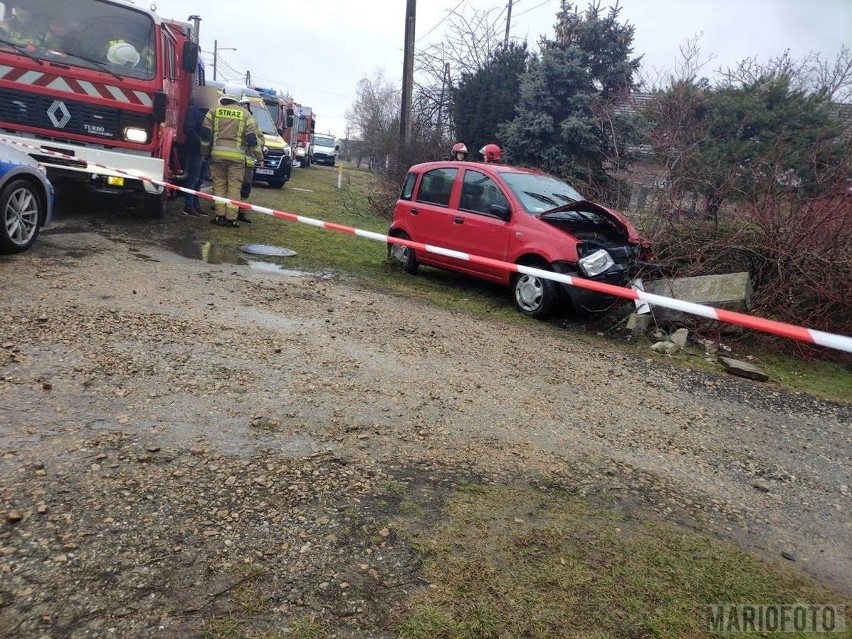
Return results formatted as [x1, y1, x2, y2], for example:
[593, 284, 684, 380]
[395, 484, 849, 639]
[759, 355, 852, 403]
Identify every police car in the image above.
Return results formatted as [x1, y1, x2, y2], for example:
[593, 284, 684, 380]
[0, 141, 54, 254]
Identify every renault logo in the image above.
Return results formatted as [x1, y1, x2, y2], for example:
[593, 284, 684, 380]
[47, 100, 71, 129]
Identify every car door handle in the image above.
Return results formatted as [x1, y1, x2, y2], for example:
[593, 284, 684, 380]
[453, 217, 464, 225]
[409, 208, 419, 215]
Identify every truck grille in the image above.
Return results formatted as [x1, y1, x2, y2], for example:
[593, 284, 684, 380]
[0, 87, 150, 143]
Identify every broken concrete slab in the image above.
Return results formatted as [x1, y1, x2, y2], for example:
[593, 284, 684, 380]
[720, 357, 769, 382]
[645, 272, 752, 326]
[626, 312, 652, 336]
[670, 328, 689, 349]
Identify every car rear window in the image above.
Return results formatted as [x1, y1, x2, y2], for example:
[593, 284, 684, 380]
[416, 168, 458, 207]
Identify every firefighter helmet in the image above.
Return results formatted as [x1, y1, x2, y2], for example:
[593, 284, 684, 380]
[106, 41, 141, 67]
[219, 92, 239, 104]
[479, 143, 502, 163]
[451, 142, 468, 161]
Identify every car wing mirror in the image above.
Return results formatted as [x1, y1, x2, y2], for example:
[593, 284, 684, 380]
[490, 204, 511, 221]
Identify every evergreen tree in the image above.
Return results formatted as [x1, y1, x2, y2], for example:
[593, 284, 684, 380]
[499, 1, 641, 188]
[451, 42, 528, 154]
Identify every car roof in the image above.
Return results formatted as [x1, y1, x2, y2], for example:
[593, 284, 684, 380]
[406, 160, 549, 176]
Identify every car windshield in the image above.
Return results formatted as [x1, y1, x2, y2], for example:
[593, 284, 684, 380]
[251, 104, 278, 136]
[500, 171, 584, 214]
[0, 0, 156, 80]
[314, 136, 335, 147]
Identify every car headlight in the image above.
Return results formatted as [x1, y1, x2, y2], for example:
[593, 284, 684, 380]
[262, 145, 269, 155]
[123, 127, 148, 144]
[578, 249, 615, 277]
[282, 145, 291, 157]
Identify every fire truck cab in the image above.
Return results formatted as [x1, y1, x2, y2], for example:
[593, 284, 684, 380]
[0, 0, 201, 217]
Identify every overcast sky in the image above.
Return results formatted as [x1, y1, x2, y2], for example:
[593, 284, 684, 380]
[157, 0, 852, 138]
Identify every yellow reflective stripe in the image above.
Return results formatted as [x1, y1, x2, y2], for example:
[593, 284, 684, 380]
[211, 148, 246, 161]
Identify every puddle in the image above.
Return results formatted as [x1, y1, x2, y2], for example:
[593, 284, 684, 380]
[248, 261, 311, 277]
[166, 237, 248, 265]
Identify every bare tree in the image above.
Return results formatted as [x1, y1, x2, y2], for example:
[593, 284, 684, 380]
[345, 70, 401, 168]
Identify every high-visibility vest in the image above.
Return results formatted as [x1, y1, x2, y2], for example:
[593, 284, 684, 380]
[204, 106, 255, 162]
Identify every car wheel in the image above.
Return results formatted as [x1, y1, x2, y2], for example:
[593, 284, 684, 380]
[329, 159, 335, 167]
[142, 191, 166, 219]
[512, 267, 559, 319]
[0, 179, 44, 254]
[388, 231, 418, 275]
[268, 179, 285, 189]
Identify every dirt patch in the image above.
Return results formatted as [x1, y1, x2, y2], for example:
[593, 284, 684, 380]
[1, 215, 850, 636]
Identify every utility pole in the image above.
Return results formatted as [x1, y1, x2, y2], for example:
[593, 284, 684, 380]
[398, 0, 416, 163]
[504, 0, 513, 46]
[212, 39, 236, 82]
[435, 62, 450, 143]
[245, 70, 251, 86]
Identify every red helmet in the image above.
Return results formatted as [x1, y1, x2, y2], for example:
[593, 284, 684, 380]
[451, 142, 468, 160]
[479, 143, 501, 163]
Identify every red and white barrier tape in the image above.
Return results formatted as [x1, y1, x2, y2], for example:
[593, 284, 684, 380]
[4, 136, 852, 354]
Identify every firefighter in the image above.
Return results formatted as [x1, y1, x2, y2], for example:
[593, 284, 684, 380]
[201, 92, 260, 228]
[450, 142, 468, 161]
[0, 4, 59, 51]
[236, 96, 265, 224]
[479, 143, 502, 164]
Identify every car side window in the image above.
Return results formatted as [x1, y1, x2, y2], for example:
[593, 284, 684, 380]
[400, 172, 417, 201]
[416, 168, 457, 207]
[460, 170, 510, 216]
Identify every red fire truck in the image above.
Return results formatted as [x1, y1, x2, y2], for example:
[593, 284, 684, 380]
[0, 0, 201, 217]
[294, 105, 316, 168]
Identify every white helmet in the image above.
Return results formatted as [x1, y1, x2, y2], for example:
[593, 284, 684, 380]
[106, 41, 141, 67]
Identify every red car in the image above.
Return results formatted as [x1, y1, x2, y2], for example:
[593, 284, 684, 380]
[388, 161, 649, 318]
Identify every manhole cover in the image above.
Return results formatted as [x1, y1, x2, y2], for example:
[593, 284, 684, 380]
[239, 244, 298, 257]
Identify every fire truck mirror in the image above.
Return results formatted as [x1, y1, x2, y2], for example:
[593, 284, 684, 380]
[181, 41, 199, 73]
[153, 92, 168, 123]
[286, 109, 295, 129]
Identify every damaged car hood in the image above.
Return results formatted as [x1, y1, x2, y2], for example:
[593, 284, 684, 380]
[539, 200, 642, 244]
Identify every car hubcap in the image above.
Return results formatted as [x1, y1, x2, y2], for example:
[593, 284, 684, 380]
[5, 188, 38, 246]
[390, 244, 410, 265]
[515, 275, 543, 311]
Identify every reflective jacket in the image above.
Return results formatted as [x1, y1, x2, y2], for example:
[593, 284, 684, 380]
[201, 103, 259, 162]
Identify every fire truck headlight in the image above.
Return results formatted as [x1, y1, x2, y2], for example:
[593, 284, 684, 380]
[123, 127, 149, 144]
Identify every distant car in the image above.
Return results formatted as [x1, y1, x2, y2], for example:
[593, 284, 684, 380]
[388, 161, 650, 318]
[0, 142, 55, 254]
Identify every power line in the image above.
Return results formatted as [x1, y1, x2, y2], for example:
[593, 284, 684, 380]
[416, 0, 466, 43]
[513, 0, 554, 19]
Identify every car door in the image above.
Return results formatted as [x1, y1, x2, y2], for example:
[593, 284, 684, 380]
[407, 167, 459, 266]
[438, 168, 514, 282]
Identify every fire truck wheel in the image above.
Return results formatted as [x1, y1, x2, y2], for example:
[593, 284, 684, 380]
[142, 192, 166, 219]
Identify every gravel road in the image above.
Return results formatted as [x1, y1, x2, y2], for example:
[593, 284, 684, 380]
[1, 212, 850, 637]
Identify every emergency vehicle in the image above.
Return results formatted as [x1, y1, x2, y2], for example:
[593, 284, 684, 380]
[294, 105, 316, 167]
[0, 0, 201, 217]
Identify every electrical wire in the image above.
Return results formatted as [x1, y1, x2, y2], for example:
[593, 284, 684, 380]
[512, 0, 554, 19]
[416, 0, 467, 43]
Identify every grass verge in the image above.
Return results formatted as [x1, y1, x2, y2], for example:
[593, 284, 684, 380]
[394, 483, 848, 639]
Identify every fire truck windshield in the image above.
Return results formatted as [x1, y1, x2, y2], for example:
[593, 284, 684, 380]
[0, 0, 157, 80]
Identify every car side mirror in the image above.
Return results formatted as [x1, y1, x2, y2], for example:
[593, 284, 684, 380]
[490, 204, 511, 221]
[334, 144, 340, 152]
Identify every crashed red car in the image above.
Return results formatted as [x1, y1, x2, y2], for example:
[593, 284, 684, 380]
[388, 160, 651, 318]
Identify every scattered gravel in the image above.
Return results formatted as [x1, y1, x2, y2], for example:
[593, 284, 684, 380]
[0, 215, 849, 636]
